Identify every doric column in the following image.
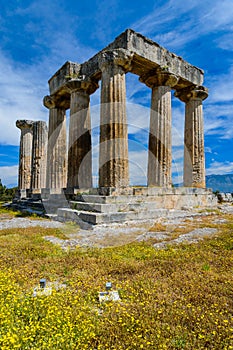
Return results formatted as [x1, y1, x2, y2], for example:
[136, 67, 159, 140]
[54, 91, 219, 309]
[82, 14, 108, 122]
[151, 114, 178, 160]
[66, 79, 98, 189]
[16, 120, 34, 190]
[141, 70, 178, 187]
[98, 49, 132, 188]
[175, 86, 208, 188]
[30, 121, 48, 191]
[43, 96, 67, 190]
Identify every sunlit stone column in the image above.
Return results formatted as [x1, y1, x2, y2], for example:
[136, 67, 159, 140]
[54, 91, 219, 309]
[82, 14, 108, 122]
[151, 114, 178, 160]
[66, 80, 98, 189]
[30, 121, 48, 191]
[141, 70, 178, 187]
[16, 120, 34, 191]
[175, 86, 208, 188]
[43, 96, 67, 190]
[98, 50, 132, 188]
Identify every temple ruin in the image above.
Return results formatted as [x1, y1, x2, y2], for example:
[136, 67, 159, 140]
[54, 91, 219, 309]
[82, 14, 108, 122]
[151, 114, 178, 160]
[14, 29, 216, 226]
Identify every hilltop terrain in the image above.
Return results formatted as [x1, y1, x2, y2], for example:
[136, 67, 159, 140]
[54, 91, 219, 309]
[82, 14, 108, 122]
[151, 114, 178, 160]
[206, 174, 233, 192]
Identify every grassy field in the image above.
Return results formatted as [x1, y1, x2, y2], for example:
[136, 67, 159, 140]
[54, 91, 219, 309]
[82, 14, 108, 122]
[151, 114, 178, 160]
[0, 207, 232, 349]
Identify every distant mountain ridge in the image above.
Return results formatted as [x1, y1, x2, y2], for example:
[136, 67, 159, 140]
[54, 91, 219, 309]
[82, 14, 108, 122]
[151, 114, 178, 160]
[2, 177, 233, 193]
[206, 174, 233, 192]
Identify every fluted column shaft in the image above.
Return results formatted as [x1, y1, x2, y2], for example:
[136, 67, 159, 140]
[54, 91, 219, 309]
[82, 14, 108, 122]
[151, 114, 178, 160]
[141, 71, 178, 187]
[30, 121, 48, 191]
[175, 86, 208, 188]
[68, 90, 92, 188]
[184, 98, 205, 187]
[148, 85, 172, 187]
[47, 108, 67, 189]
[99, 52, 129, 188]
[16, 120, 34, 190]
[44, 96, 67, 189]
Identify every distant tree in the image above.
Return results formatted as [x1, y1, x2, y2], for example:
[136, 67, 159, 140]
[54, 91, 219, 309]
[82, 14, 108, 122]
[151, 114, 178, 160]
[212, 190, 224, 203]
[0, 179, 6, 195]
[213, 190, 220, 196]
[0, 179, 17, 202]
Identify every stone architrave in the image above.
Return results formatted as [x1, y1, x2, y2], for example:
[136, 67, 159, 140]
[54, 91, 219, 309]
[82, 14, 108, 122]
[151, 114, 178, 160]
[66, 80, 98, 189]
[16, 120, 34, 190]
[43, 96, 67, 190]
[175, 86, 208, 188]
[98, 49, 132, 188]
[141, 70, 178, 187]
[30, 121, 48, 191]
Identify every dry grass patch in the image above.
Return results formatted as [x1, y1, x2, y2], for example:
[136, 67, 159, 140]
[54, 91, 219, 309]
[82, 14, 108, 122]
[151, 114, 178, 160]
[60, 221, 80, 235]
[0, 211, 232, 349]
[0, 205, 19, 218]
[148, 222, 167, 232]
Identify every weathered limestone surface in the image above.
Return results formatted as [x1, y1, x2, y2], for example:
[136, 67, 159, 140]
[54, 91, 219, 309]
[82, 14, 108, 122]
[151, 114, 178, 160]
[98, 50, 130, 188]
[175, 86, 208, 188]
[148, 85, 172, 187]
[104, 30, 203, 86]
[14, 29, 213, 227]
[66, 80, 97, 188]
[48, 29, 203, 101]
[48, 62, 81, 108]
[30, 121, 48, 191]
[142, 70, 178, 187]
[43, 96, 67, 190]
[38, 29, 208, 196]
[44, 29, 208, 191]
[16, 120, 34, 190]
[57, 187, 217, 225]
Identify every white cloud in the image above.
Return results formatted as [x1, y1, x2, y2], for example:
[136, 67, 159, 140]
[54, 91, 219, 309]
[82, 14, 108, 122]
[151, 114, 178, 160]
[15, 0, 96, 66]
[129, 150, 148, 186]
[216, 34, 233, 51]
[205, 147, 212, 153]
[0, 51, 48, 145]
[203, 0, 233, 30]
[91, 0, 121, 44]
[204, 93, 233, 139]
[0, 165, 18, 187]
[198, 64, 233, 140]
[0, 0, 98, 147]
[206, 161, 233, 175]
[171, 104, 185, 146]
[207, 66, 233, 104]
[126, 74, 150, 104]
[133, 0, 233, 52]
[133, 0, 198, 37]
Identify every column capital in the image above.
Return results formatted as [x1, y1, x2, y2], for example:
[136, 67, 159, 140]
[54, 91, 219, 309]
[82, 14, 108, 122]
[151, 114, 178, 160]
[98, 49, 133, 72]
[175, 85, 208, 103]
[16, 119, 34, 130]
[43, 95, 70, 110]
[140, 68, 179, 88]
[65, 78, 99, 95]
[43, 95, 56, 109]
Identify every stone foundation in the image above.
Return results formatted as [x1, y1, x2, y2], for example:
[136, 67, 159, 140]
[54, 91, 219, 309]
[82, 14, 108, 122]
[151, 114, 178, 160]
[12, 187, 217, 228]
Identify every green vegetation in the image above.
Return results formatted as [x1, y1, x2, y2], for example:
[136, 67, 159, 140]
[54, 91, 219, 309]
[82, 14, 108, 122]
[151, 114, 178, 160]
[0, 179, 17, 202]
[0, 213, 232, 349]
[0, 203, 43, 220]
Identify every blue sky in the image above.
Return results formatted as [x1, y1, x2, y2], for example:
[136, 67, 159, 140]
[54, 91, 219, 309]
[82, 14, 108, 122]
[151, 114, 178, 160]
[0, 0, 233, 187]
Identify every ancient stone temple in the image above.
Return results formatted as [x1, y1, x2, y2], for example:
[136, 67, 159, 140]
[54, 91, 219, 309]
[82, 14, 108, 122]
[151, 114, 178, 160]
[15, 29, 216, 225]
